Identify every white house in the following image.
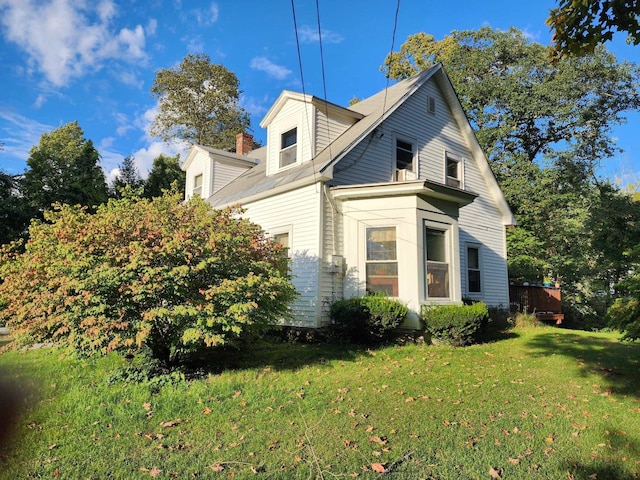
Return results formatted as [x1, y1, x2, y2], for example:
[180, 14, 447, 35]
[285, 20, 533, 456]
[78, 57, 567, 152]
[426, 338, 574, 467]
[182, 64, 515, 329]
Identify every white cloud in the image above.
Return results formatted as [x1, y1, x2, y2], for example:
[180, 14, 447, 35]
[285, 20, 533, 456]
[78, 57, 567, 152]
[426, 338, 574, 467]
[193, 2, 219, 25]
[0, 111, 52, 163]
[0, 0, 148, 86]
[146, 18, 158, 36]
[241, 94, 271, 118]
[298, 25, 344, 44]
[250, 57, 292, 80]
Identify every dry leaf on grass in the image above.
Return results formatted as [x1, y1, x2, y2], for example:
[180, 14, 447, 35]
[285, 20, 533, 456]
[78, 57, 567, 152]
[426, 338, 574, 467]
[371, 462, 386, 473]
[489, 466, 503, 478]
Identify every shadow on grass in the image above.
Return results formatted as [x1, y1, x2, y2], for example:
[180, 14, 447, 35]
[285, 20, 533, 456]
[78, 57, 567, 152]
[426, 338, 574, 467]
[562, 421, 640, 480]
[524, 331, 640, 398]
[178, 339, 373, 377]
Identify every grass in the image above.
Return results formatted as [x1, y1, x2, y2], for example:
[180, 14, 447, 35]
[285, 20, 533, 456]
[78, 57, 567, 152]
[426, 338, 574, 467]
[0, 326, 639, 479]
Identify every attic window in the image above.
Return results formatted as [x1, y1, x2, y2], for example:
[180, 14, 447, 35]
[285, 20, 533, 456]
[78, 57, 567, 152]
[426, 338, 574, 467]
[446, 154, 462, 189]
[193, 173, 203, 197]
[427, 95, 436, 115]
[280, 128, 297, 168]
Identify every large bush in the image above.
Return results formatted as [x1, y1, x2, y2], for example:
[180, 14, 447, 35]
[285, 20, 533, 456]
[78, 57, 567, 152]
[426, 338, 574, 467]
[0, 192, 297, 366]
[329, 294, 408, 344]
[421, 302, 489, 346]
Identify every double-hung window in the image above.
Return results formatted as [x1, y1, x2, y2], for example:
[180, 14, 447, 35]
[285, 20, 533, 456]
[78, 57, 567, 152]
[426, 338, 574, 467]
[446, 154, 461, 188]
[467, 246, 481, 294]
[395, 138, 415, 180]
[193, 173, 203, 197]
[365, 226, 398, 296]
[280, 128, 297, 168]
[425, 227, 450, 298]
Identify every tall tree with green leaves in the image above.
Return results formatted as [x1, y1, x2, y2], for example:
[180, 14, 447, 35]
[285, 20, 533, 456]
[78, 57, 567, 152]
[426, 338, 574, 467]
[150, 53, 251, 150]
[0, 171, 31, 246]
[111, 155, 143, 198]
[143, 154, 185, 199]
[22, 121, 108, 214]
[547, 0, 640, 60]
[384, 27, 640, 326]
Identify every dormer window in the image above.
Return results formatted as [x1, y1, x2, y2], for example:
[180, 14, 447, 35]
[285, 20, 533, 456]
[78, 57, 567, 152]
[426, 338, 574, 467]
[446, 153, 462, 188]
[280, 128, 297, 168]
[193, 173, 203, 197]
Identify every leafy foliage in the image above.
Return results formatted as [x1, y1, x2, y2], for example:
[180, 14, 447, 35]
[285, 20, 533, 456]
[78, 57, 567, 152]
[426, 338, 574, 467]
[22, 121, 108, 214]
[548, 0, 640, 60]
[383, 27, 640, 328]
[150, 53, 250, 149]
[111, 155, 144, 198]
[329, 294, 408, 344]
[0, 192, 297, 366]
[143, 154, 185, 199]
[421, 302, 489, 346]
[608, 244, 640, 340]
[0, 171, 31, 246]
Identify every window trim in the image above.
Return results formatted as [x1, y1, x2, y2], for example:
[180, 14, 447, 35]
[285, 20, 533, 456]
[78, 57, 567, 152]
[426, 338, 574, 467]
[365, 225, 399, 297]
[279, 127, 298, 169]
[192, 172, 204, 198]
[394, 134, 418, 181]
[445, 152, 463, 189]
[424, 222, 452, 301]
[466, 244, 483, 296]
[269, 225, 293, 258]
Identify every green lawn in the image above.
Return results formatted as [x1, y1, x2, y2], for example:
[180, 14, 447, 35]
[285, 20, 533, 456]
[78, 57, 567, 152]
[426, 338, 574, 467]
[0, 326, 639, 479]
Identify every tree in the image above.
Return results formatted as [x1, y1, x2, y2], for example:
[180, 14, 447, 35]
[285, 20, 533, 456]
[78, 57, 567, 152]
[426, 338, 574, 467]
[0, 171, 31, 246]
[383, 27, 640, 327]
[22, 121, 108, 214]
[0, 192, 297, 366]
[150, 53, 251, 150]
[111, 155, 143, 198]
[144, 154, 185, 198]
[548, 0, 640, 60]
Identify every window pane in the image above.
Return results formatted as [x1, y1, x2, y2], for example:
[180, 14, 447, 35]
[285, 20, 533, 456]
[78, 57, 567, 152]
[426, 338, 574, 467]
[427, 261, 449, 297]
[366, 227, 396, 261]
[447, 158, 458, 178]
[426, 229, 446, 262]
[468, 247, 479, 269]
[280, 147, 297, 167]
[366, 262, 398, 296]
[396, 139, 413, 171]
[273, 232, 289, 249]
[468, 270, 481, 293]
[281, 128, 297, 149]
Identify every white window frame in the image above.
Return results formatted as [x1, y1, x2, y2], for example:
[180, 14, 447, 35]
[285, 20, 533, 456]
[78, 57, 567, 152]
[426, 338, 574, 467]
[424, 221, 453, 301]
[445, 152, 463, 189]
[269, 225, 293, 258]
[394, 134, 418, 181]
[365, 225, 399, 297]
[279, 127, 298, 169]
[466, 244, 483, 296]
[192, 172, 204, 198]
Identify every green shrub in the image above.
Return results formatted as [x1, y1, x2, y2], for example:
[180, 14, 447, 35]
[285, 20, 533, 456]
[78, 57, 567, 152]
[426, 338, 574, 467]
[329, 295, 408, 344]
[421, 302, 489, 346]
[0, 192, 297, 367]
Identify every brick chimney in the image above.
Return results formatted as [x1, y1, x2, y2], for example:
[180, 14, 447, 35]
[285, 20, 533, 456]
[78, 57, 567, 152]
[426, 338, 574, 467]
[236, 132, 253, 155]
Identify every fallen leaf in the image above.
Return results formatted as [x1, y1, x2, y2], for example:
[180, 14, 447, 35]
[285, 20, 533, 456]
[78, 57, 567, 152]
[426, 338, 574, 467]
[508, 458, 520, 465]
[371, 462, 386, 473]
[489, 467, 503, 479]
[203, 407, 212, 415]
[210, 463, 225, 472]
[160, 419, 182, 428]
[149, 467, 162, 477]
[369, 436, 387, 445]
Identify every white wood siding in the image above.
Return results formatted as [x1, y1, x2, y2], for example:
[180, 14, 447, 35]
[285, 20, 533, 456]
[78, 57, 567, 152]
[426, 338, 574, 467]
[266, 100, 314, 176]
[242, 183, 323, 327]
[315, 109, 355, 154]
[184, 149, 212, 199]
[319, 185, 344, 325]
[211, 162, 250, 196]
[333, 77, 510, 307]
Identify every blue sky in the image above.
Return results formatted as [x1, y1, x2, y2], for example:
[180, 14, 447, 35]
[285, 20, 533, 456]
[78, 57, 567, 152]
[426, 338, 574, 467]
[1, 0, 639, 185]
